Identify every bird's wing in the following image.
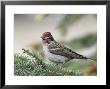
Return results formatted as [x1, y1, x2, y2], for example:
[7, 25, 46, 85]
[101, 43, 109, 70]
[48, 41, 88, 59]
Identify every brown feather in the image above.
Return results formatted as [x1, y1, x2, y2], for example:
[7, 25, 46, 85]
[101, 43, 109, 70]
[48, 41, 88, 59]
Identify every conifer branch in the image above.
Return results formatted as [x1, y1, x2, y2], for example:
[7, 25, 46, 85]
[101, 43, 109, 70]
[14, 48, 84, 76]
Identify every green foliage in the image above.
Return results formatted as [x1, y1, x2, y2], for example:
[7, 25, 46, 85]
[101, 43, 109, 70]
[14, 49, 96, 76]
[57, 14, 83, 36]
[35, 14, 48, 22]
[90, 51, 97, 61]
[68, 34, 97, 50]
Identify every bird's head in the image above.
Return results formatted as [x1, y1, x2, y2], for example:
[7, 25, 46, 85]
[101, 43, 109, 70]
[41, 32, 54, 44]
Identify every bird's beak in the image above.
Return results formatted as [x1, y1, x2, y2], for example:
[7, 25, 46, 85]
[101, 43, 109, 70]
[41, 36, 45, 40]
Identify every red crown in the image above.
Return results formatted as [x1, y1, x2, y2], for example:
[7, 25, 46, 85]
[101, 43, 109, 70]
[43, 32, 51, 36]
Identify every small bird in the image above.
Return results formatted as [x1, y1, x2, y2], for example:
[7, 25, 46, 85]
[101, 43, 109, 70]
[41, 32, 88, 64]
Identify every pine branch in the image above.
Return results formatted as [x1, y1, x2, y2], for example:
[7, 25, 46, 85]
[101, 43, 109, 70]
[14, 48, 84, 76]
[22, 48, 45, 67]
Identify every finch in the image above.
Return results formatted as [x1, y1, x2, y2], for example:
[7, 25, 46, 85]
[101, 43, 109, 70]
[41, 32, 88, 64]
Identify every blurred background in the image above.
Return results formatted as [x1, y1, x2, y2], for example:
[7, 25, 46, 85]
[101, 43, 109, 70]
[14, 14, 97, 60]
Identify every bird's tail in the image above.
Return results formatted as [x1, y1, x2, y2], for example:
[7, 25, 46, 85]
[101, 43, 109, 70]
[81, 56, 97, 62]
[72, 52, 96, 61]
[74, 53, 89, 59]
[75, 54, 97, 61]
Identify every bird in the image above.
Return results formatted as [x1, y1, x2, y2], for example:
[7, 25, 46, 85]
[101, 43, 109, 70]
[41, 32, 89, 64]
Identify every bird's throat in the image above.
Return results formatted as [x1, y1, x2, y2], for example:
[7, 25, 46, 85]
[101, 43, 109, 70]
[43, 40, 49, 44]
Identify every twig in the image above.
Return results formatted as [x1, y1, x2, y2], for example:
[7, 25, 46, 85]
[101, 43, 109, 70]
[22, 48, 38, 59]
[22, 48, 44, 66]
